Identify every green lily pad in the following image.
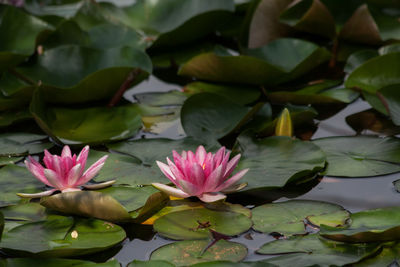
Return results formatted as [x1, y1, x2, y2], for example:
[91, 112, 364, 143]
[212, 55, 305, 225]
[355, 242, 400, 267]
[0, 258, 120, 267]
[0, 109, 32, 128]
[0, 132, 52, 156]
[15, 44, 151, 104]
[234, 135, 326, 191]
[24, 0, 84, 18]
[378, 84, 400, 126]
[252, 200, 349, 236]
[184, 82, 261, 105]
[30, 90, 143, 144]
[345, 52, 400, 93]
[153, 208, 253, 240]
[0, 215, 126, 257]
[258, 234, 378, 267]
[128, 260, 175, 267]
[0, 156, 23, 166]
[312, 136, 400, 177]
[181, 93, 249, 144]
[190, 261, 277, 267]
[267, 80, 358, 105]
[40, 186, 167, 223]
[144, 200, 251, 225]
[150, 239, 247, 266]
[0, 5, 52, 71]
[0, 202, 47, 222]
[321, 207, 400, 243]
[106, 137, 216, 167]
[344, 50, 379, 73]
[179, 38, 330, 86]
[87, 150, 166, 186]
[0, 165, 44, 207]
[120, 0, 235, 48]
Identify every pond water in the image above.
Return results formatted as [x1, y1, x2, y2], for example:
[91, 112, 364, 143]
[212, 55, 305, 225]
[111, 76, 400, 265]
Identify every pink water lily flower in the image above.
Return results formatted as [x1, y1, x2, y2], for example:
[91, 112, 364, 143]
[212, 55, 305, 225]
[152, 146, 249, 203]
[18, 145, 114, 198]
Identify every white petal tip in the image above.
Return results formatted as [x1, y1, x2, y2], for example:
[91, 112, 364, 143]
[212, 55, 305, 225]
[198, 193, 226, 203]
[83, 180, 116, 190]
[17, 189, 56, 198]
[152, 183, 190, 198]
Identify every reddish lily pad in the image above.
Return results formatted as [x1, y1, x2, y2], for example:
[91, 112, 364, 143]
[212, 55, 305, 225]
[150, 239, 247, 266]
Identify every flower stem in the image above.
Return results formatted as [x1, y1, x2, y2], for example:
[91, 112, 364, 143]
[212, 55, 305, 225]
[108, 68, 142, 107]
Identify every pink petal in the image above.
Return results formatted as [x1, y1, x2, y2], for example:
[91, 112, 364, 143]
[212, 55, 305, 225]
[224, 154, 241, 178]
[152, 183, 190, 198]
[213, 147, 226, 166]
[189, 163, 206, 186]
[179, 179, 201, 196]
[195, 146, 207, 165]
[44, 168, 65, 190]
[166, 158, 186, 187]
[61, 145, 72, 158]
[43, 150, 53, 169]
[62, 156, 74, 175]
[77, 155, 107, 185]
[76, 145, 89, 172]
[66, 163, 82, 187]
[187, 151, 196, 165]
[172, 150, 184, 172]
[51, 156, 65, 179]
[25, 159, 52, 187]
[203, 164, 224, 192]
[198, 192, 226, 203]
[17, 189, 57, 198]
[203, 152, 215, 177]
[215, 168, 249, 192]
[157, 160, 179, 186]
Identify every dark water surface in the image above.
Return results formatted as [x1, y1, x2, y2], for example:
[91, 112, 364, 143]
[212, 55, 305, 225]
[113, 77, 400, 265]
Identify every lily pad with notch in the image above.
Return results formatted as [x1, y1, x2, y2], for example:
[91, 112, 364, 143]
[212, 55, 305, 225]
[179, 38, 330, 86]
[234, 135, 326, 192]
[153, 207, 252, 240]
[257, 234, 379, 267]
[0, 165, 44, 207]
[312, 136, 400, 177]
[150, 239, 247, 266]
[252, 200, 349, 236]
[0, 215, 126, 257]
[321, 207, 400, 243]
